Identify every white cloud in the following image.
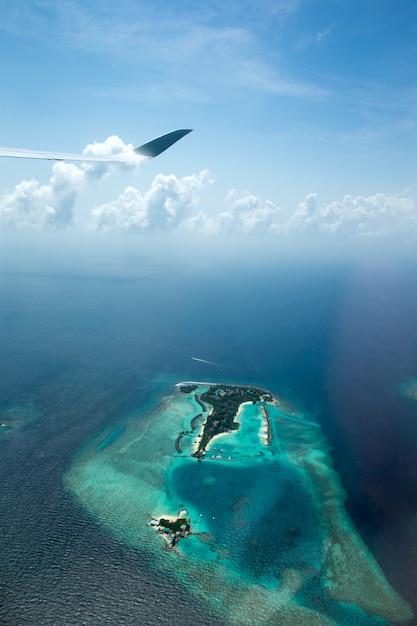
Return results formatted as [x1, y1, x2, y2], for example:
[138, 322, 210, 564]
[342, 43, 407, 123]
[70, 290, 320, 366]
[1, 147, 415, 240]
[0, 162, 84, 230]
[178, 187, 417, 239]
[0, 136, 140, 230]
[91, 170, 213, 233]
[190, 189, 283, 235]
[287, 191, 417, 237]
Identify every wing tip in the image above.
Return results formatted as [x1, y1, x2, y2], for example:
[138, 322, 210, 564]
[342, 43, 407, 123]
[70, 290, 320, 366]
[0, 129, 193, 162]
[134, 129, 193, 158]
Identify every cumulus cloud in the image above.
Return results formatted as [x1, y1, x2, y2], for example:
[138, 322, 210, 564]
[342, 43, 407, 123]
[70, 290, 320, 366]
[0, 136, 139, 230]
[188, 189, 283, 235]
[0, 162, 84, 230]
[91, 176, 282, 236]
[190, 187, 416, 239]
[287, 191, 417, 237]
[181, 187, 417, 239]
[1, 146, 416, 241]
[91, 170, 213, 233]
[82, 135, 141, 180]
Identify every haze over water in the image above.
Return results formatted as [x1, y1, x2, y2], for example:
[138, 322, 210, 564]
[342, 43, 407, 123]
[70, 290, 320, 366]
[1, 236, 417, 624]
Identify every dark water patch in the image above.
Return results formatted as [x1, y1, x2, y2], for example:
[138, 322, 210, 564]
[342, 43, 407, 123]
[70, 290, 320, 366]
[0, 491, 223, 626]
[318, 264, 417, 614]
[97, 424, 125, 451]
[170, 460, 323, 584]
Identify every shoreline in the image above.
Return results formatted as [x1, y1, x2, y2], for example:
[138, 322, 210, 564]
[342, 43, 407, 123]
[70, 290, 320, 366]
[176, 380, 273, 395]
[177, 386, 273, 457]
[67, 377, 414, 625]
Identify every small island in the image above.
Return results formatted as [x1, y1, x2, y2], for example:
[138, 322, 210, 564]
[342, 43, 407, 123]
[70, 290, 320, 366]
[148, 511, 191, 550]
[181, 384, 273, 455]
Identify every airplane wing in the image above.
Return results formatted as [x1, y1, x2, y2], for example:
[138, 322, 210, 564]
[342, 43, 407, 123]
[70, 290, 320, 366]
[0, 129, 192, 163]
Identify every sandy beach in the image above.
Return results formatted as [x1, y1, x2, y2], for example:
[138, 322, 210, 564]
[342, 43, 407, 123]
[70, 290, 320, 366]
[183, 390, 273, 456]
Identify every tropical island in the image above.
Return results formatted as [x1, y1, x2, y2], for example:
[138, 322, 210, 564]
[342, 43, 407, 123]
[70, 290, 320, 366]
[148, 511, 191, 550]
[66, 379, 414, 625]
[179, 383, 273, 454]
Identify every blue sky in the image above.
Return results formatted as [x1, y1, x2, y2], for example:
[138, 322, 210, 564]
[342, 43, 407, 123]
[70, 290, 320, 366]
[0, 0, 416, 241]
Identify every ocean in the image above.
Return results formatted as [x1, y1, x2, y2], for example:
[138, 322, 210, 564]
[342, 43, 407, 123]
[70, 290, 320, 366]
[1, 243, 417, 625]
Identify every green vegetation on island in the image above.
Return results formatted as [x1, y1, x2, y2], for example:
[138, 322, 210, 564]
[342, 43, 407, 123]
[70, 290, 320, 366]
[159, 517, 190, 533]
[196, 384, 272, 452]
[179, 384, 198, 394]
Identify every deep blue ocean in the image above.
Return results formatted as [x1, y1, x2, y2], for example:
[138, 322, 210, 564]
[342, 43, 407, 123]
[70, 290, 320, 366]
[1, 248, 417, 625]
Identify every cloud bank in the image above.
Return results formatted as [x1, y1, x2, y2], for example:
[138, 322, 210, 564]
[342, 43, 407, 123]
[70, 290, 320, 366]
[92, 170, 213, 233]
[0, 136, 138, 230]
[0, 136, 415, 240]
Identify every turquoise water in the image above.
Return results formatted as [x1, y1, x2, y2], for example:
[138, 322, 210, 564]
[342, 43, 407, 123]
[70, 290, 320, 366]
[64, 381, 412, 625]
[168, 399, 323, 587]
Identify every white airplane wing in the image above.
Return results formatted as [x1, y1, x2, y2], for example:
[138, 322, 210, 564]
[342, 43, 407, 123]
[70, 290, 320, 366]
[0, 129, 192, 163]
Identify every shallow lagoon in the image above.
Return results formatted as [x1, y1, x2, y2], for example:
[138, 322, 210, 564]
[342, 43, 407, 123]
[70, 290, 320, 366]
[65, 381, 413, 625]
